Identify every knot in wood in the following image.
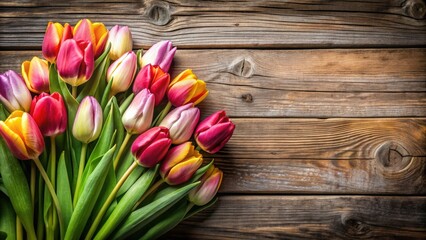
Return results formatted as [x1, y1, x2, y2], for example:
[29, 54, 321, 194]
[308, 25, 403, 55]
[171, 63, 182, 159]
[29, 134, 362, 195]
[375, 141, 412, 174]
[403, 0, 426, 20]
[342, 217, 371, 236]
[145, 1, 172, 26]
[229, 57, 255, 78]
[241, 93, 253, 103]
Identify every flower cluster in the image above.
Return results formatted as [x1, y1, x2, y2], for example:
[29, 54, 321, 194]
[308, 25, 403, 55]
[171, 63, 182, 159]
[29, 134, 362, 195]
[0, 19, 235, 240]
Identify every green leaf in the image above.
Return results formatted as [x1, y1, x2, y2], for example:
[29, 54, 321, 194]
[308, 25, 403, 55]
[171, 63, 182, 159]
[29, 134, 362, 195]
[65, 146, 116, 240]
[116, 166, 144, 197]
[0, 192, 16, 240]
[118, 93, 134, 114]
[57, 152, 73, 231]
[111, 98, 125, 160]
[94, 166, 157, 240]
[95, 43, 111, 69]
[0, 139, 36, 240]
[184, 197, 218, 220]
[111, 181, 200, 240]
[101, 77, 113, 109]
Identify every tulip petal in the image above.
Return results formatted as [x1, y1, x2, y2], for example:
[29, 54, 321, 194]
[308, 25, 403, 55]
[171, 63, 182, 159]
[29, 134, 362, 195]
[138, 138, 171, 168]
[165, 157, 202, 185]
[0, 120, 29, 160]
[160, 142, 192, 178]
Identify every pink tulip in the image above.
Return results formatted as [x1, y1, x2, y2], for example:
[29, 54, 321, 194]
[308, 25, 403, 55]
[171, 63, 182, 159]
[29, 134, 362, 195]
[57, 39, 94, 87]
[108, 25, 133, 60]
[42, 22, 72, 63]
[160, 142, 203, 185]
[122, 89, 155, 134]
[131, 127, 172, 168]
[194, 110, 235, 154]
[21, 56, 50, 93]
[139, 40, 176, 73]
[0, 70, 32, 112]
[0, 111, 45, 160]
[106, 51, 137, 96]
[188, 165, 223, 206]
[159, 103, 200, 144]
[30, 92, 67, 137]
[133, 64, 170, 106]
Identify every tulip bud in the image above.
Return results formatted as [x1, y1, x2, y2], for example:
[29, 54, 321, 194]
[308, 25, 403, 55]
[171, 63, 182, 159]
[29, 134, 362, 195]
[0, 70, 32, 112]
[57, 39, 95, 87]
[139, 40, 176, 73]
[72, 96, 102, 143]
[133, 64, 170, 106]
[160, 142, 203, 185]
[194, 110, 235, 154]
[188, 165, 223, 206]
[131, 126, 172, 168]
[108, 25, 133, 60]
[106, 51, 137, 96]
[21, 56, 50, 93]
[0, 111, 45, 160]
[122, 89, 155, 134]
[30, 92, 67, 137]
[73, 19, 109, 58]
[42, 22, 72, 63]
[159, 103, 200, 144]
[168, 69, 208, 107]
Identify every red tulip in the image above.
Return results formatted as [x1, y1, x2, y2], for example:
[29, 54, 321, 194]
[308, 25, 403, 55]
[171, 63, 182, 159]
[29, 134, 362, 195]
[194, 110, 235, 154]
[131, 127, 172, 168]
[133, 64, 170, 106]
[30, 92, 67, 137]
[0, 111, 45, 160]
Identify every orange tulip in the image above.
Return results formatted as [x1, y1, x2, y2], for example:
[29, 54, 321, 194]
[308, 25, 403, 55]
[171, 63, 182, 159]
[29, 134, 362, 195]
[167, 69, 208, 107]
[21, 56, 50, 93]
[73, 19, 109, 58]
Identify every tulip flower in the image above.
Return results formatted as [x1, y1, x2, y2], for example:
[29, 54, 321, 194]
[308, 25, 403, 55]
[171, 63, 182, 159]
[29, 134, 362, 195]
[194, 110, 235, 154]
[0, 70, 32, 112]
[21, 56, 50, 93]
[106, 51, 137, 96]
[72, 96, 102, 143]
[131, 126, 172, 168]
[73, 19, 109, 58]
[159, 103, 200, 144]
[30, 92, 67, 137]
[57, 39, 94, 87]
[168, 69, 208, 107]
[133, 64, 170, 106]
[42, 22, 72, 63]
[0, 111, 45, 160]
[139, 40, 176, 73]
[188, 165, 223, 206]
[122, 89, 155, 134]
[160, 142, 203, 185]
[108, 25, 133, 60]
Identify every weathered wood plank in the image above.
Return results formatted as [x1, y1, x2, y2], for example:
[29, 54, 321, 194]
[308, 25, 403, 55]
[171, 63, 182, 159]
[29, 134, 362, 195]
[1, 49, 425, 117]
[166, 196, 426, 239]
[217, 157, 426, 194]
[0, 0, 425, 49]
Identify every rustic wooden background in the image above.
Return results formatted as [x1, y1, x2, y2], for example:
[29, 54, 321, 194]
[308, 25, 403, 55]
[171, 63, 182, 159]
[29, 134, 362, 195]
[1, 0, 426, 239]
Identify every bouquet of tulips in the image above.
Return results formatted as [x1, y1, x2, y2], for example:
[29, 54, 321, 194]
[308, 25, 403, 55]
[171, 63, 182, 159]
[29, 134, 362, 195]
[0, 19, 235, 240]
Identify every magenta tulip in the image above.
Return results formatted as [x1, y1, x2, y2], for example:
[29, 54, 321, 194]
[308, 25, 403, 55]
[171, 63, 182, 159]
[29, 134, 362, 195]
[194, 110, 235, 154]
[42, 22, 73, 63]
[159, 103, 200, 144]
[131, 127, 172, 168]
[0, 70, 32, 112]
[133, 64, 170, 106]
[30, 92, 67, 137]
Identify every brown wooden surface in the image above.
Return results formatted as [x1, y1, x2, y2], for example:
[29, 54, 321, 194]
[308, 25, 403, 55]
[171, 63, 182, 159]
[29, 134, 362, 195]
[1, 0, 425, 239]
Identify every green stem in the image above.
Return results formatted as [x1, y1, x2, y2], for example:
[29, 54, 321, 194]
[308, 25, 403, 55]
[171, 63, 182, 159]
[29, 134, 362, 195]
[85, 161, 139, 240]
[48, 136, 57, 240]
[195, 145, 202, 152]
[186, 202, 195, 214]
[155, 101, 172, 126]
[73, 143, 88, 207]
[132, 179, 164, 211]
[33, 157, 64, 240]
[16, 217, 23, 240]
[30, 162, 36, 210]
[113, 132, 132, 170]
[72, 86, 77, 99]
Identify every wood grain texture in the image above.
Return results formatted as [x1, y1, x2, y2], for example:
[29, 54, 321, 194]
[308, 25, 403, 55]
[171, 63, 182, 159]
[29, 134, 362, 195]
[166, 196, 426, 239]
[0, 0, 425, 49]
[1, 49, 425, 117]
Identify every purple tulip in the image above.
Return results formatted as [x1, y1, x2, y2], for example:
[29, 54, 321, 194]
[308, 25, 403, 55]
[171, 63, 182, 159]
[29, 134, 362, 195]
[0, 70, 32, 112]
[139, 40, 176, 73]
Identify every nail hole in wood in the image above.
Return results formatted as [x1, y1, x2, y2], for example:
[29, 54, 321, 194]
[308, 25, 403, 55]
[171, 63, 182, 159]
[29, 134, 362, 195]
[241, 93, 253, 103]
[403, 0, 426, 20]
[146, 1, 172, 26]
